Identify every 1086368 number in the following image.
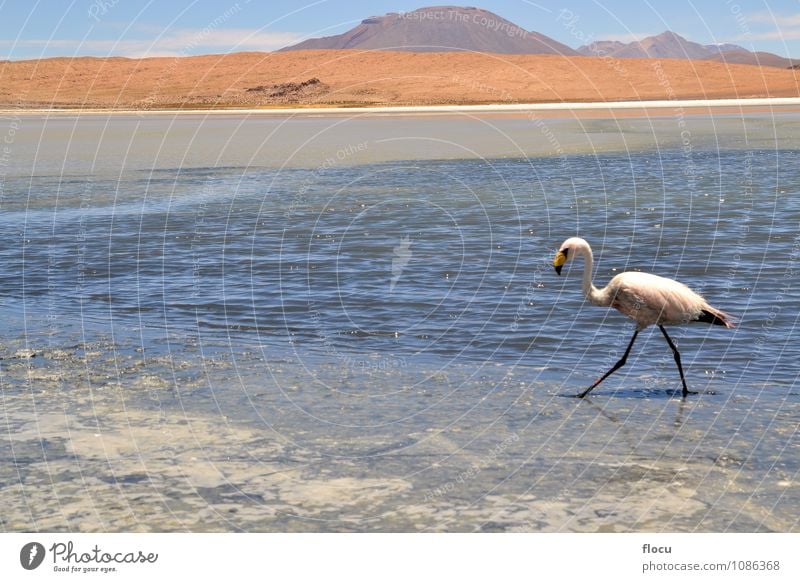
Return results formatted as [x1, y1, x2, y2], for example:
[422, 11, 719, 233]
[733, 560, 780, 571]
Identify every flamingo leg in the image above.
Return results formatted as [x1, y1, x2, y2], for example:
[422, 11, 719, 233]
[576, 330, 639, 398]
[658, 325, 691, 397]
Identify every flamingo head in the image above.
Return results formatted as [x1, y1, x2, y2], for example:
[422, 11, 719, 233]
[553, 237, 589, 276]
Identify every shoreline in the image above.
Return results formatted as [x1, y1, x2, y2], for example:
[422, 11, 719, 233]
[3, 97, 800, 118]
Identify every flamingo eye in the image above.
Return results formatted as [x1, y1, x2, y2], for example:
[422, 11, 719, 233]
[561, 248, 569, 258]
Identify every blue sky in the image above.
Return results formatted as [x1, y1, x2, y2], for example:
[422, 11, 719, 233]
[2, 0, 800, 59]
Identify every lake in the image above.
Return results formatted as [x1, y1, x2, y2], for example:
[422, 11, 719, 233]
[0, 110, 797, 531]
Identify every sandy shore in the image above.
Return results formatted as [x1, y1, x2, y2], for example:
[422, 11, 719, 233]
[4, 97, 800, 119]
[2, 50, 799, 111]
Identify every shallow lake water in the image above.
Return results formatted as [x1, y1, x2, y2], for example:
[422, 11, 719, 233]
[0, 111, 797, 531]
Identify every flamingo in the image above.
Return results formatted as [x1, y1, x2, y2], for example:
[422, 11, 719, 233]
[552, 237, 734, 398]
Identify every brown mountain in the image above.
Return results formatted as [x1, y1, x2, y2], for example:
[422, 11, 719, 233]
[706, 50, 796, 69]
[280, 6, 578, 55]
[579, 31, 794, 68]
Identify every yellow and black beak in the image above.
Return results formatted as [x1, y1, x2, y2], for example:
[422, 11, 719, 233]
[553, 250, 567, 276]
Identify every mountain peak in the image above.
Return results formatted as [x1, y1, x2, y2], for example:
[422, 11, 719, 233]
[651, 30, 687, 40]
[282, 7, 792, 67]
[281, 6, 578, 55]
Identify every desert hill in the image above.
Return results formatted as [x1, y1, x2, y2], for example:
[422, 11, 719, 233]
[2, 50, 799, 109]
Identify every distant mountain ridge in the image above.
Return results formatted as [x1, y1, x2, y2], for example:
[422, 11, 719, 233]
[578, 31, 795, 68]
[579, 32, 745, 59]
[281, 6, 795, 68]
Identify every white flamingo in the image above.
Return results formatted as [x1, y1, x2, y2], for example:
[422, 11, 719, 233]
[553, 237, 734, 398]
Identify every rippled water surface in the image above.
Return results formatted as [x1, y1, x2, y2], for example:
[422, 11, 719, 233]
[0, 112, 798, 532]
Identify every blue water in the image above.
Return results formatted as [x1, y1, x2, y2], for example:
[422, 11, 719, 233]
[0, 113, 798, 532]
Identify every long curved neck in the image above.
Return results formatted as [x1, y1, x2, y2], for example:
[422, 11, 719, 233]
[578, 246, 603, 304]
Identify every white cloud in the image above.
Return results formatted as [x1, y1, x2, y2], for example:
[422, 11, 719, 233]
[746, 11, 800, 27]
[736, 11, 800, 41]
[738, 29, 800, 41]
[1, 28, 302, 58]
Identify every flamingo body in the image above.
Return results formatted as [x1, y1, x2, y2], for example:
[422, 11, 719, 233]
[596, 270, 732, 330]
